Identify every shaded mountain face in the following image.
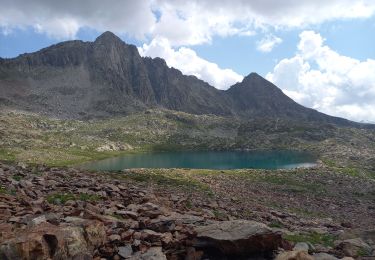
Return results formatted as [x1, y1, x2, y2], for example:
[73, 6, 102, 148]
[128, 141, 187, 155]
[0, 31, 362, 126]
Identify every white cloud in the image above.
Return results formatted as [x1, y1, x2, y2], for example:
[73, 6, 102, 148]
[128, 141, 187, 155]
[0, 0, 156, 39]
[266, 31, 375, 122]
[139, 37, 243, 89]
[1, 0, 375, 44]
[256, 34, 282, 52]
[150, 0, 375, 46]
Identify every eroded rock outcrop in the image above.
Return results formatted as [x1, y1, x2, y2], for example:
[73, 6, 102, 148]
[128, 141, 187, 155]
[193, 220, 282, 258]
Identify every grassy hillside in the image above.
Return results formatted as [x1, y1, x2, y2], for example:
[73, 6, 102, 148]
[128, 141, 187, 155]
[0, 109, 374, 179]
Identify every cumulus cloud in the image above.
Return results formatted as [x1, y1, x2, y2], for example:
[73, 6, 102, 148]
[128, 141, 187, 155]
[256, 34, 282, 52]
[138, 37, 243, 89]
[0, 0, 156, 39]
[1, 0, 375, 44]
[266, 31, 375, 122]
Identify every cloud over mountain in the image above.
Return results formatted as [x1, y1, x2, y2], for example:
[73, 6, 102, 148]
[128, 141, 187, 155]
[267, 31, 375, 122]
[1, 0, 375, 44]
[139, 37, 243, 89]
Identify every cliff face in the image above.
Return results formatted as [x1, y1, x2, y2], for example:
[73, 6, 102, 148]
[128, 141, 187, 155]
[0, 31, 363, 126]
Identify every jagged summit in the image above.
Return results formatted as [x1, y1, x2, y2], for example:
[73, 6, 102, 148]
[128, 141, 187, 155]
[0, 31, 365, 127]
[94, 31, 124, 45]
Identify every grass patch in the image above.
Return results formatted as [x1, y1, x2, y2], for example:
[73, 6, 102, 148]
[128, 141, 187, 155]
[213, 209, 227, 220]
[0, 148, 16, 162]
[269, 221, 284, 228]
[47, 192, 101, 204]
[120, 169, 214, 196]
[358, 247, 372, 257]
[111, 213, 125, 220]
[322, 159, 336, 168]
[255, 174, 326, 194]
[11, 175, 23, 181]
[284, 232, 336, 247]
[339, 167, 360, 177]
[0, 186, 16, 195]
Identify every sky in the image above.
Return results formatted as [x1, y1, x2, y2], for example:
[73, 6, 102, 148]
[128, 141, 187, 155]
[0, 0, 374, 122]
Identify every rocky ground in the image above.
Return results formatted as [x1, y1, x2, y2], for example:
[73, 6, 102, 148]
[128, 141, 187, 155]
[1, 162, 375, 259]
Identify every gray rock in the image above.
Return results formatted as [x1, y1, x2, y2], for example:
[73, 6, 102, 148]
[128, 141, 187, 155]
[116, 210, 138, 220]
[335, 238, 373, 257]
[293, 242, 310, 252]
[118, 245, 133, 259]
[193, 220, 282, 256]
[29, 215, 47, 226]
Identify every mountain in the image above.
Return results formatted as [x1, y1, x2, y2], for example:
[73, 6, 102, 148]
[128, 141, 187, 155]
[0, 31, 364, 127]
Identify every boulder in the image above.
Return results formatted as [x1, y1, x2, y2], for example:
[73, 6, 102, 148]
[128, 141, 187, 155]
[0, 220, 106, 260]
[294, 242, 310, 252]
[193, 220, 282, 257]
[335, 238, 373, 257]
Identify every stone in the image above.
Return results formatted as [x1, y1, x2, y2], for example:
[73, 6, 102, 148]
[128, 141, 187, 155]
[84, 220, 107, 250]
[335, 238, 373, 257]
[0, 222, 93, 259]
[147, 218, 176, 233]
[121, 229, 135, 241]
[109, 234, 121, 242]
[141, 230, 163, 243]
[29, 215, 47, 226]
[193, 220, 282, 257]
[294, 242, 310, 252]
[129, 247, 167, 260]
[312, 253, 339, 260]
[276, 250, 314, 260]
[118, 244, 133, 258]
[116, 210, 138, 219]
[161, 232, 173, 245]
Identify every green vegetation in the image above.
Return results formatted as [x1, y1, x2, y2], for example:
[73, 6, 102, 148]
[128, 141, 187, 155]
[213, 209, 227, 220]
[11, 175, 23, 181]
[284, 232, 336, 247]
[1, 110, 374, 182]
[339, 167, 360, 177]
[269, 221, 284, 228]
[118, 169, 214, 196]
[322, 158, 336, 168]
[0, 186, 16, 195]
[0, 148, 16, 162]
[111, 213, 125, 220]
[0, 186, 6, 194]
[46, 192, 101, 204]
[358, 247, 372, 257]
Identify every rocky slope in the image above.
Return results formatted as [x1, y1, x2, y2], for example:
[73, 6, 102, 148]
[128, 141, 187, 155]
[1, 162, 375, 259]
[0, 31, 364, 127]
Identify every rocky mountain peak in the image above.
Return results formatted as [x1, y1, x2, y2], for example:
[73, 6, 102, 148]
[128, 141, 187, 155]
[94, 31, 124, 46]
[241, 72, 271, 86]
[0, 31, 366, 127]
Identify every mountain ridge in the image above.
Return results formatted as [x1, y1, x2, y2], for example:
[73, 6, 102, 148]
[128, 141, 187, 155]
[0, 31, 368, 127]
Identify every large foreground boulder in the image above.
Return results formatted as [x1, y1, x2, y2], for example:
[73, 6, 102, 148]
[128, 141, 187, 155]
[0, 220, 106, 260]
[193, 220, 282, 258]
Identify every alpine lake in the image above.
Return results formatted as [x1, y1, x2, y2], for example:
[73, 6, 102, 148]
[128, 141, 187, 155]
[81, 150, 317, 171]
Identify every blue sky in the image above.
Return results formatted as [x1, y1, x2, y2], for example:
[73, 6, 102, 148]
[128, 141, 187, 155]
[1, 0, 375, 122]
[2, 17, 374, 77]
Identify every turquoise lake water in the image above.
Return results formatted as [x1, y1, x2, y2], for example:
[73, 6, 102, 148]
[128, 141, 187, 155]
[81, 150, 316, 171]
